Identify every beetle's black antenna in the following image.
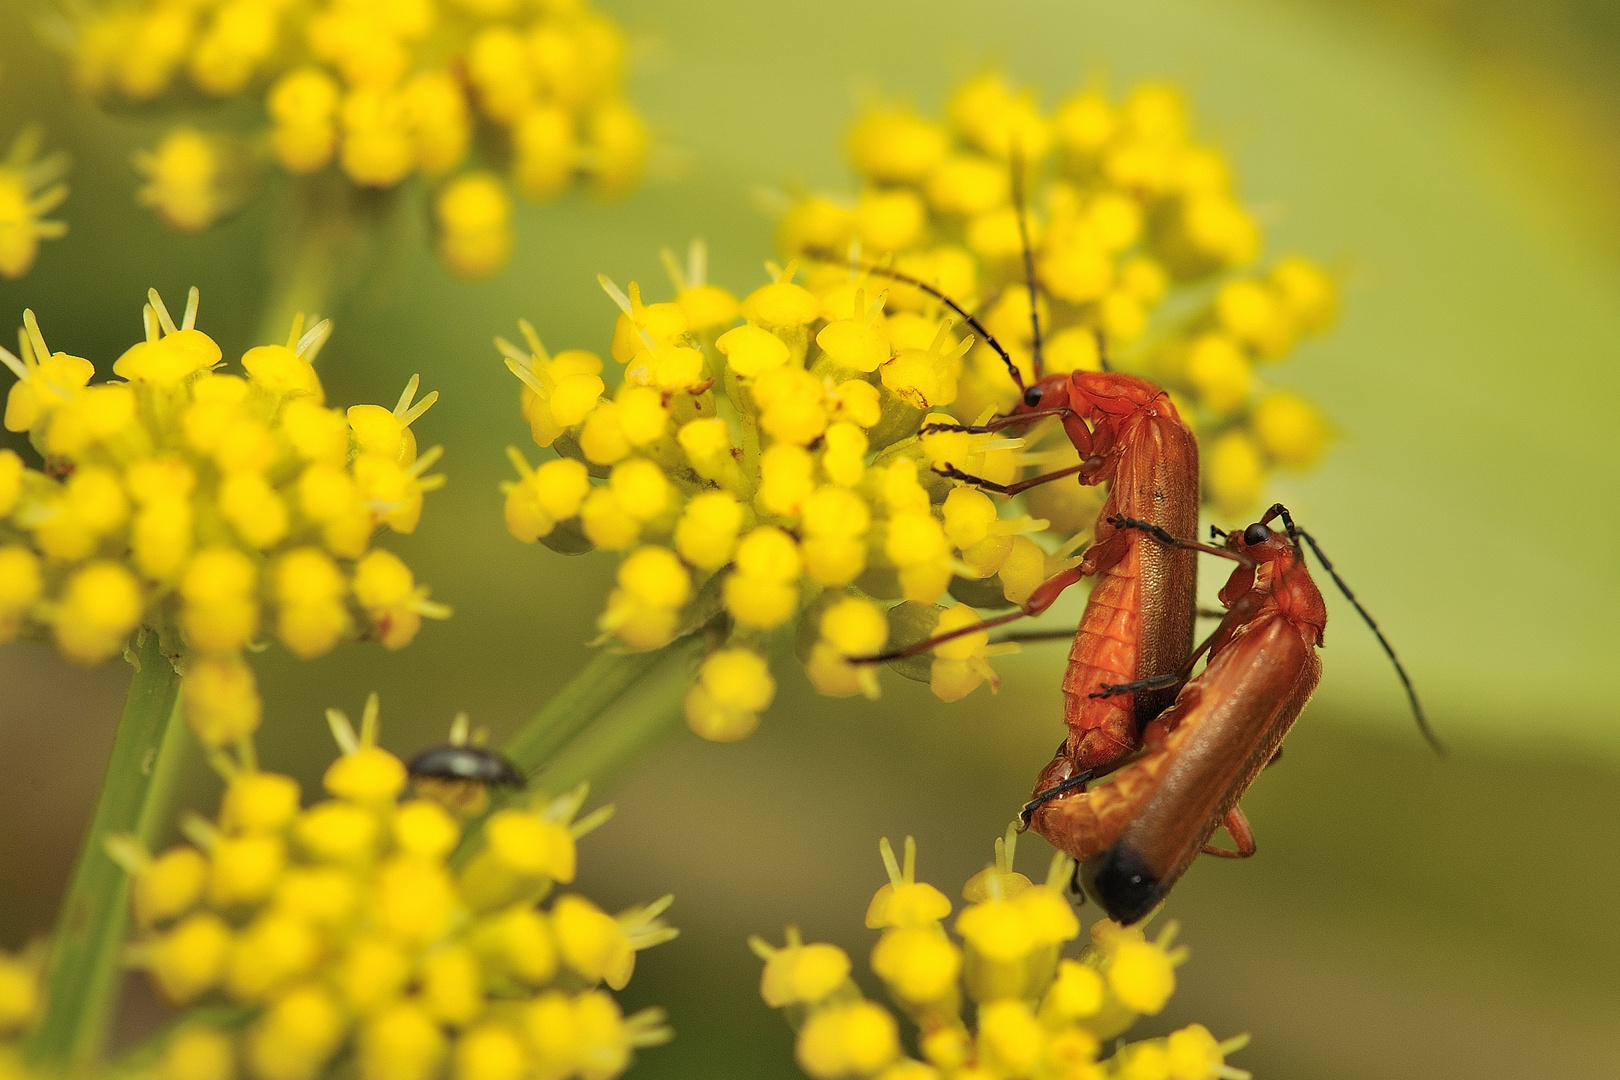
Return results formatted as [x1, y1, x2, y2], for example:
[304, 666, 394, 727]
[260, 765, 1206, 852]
[1290, 516, 1445, 757]
[808, 249, 1024, 391]
[1092, 327, 1113, 374]
[1010, 148, 1044, 380]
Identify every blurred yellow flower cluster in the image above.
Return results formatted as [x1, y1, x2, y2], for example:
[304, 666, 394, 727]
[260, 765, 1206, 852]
[0, 288, 446, 746]
[502, 242, 1058, 740]
[109, 695, 676, 1080]
[784, 73, 1337, 518]
[66, 0, 646, 279]
[0, 128, 70, 281]
[753, 832, 1248, 1080]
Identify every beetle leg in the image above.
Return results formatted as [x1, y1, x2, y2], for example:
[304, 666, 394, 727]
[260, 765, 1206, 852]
[849, 565, 1086, 664]
[933, 458, 1102, 496]
[1089, 672, 1182, 699]
[1110, 514, 1248, 564]
[1201, 806, 1257, 858]
[1065, 858, 1088, 904]
[920, 406, 1072, 436]
[1017, 768, 1097, 830]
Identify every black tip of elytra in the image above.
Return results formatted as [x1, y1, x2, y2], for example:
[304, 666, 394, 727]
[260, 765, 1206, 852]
[1081, 843, 1165, 925]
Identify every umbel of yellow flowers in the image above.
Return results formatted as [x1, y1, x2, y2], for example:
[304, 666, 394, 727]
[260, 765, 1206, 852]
[498, 73, 1339, 744]
[754, 831, 1251, 1080]
[786, 73, 1336, 517]
[107, 695, 676, 1080]
[65, 0, 647, 279]
[502, 250, 1042, 741]
[0, 288, 446, 746]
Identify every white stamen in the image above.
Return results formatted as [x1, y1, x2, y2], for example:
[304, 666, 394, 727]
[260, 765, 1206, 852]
[295, 318, 332, 361]
[689, 237, 707, 287]
[659, 246, 687, 292]
[358, 692, 381, 748]
[401, 390, 438, 427]
[325, 708, 361, 755]
[597, 274, 634, 315]
[22, 311, 50, 364]
[146, 288, 178, 335]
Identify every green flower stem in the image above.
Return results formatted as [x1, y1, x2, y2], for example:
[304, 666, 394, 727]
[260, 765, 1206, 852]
[501, 646, 677, 774]
[452, 637, 704, 870]
[252, 175, 394, 348]
[26, 630, 185, 1070]
[528, 635, 705, 795]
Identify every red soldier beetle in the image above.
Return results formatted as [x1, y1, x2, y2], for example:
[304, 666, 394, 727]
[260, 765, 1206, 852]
[815, 186, 1202, 775]
[1023, 503, 1440, 924]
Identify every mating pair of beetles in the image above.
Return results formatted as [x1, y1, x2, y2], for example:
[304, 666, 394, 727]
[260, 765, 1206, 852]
[832, 246, 1440, 925]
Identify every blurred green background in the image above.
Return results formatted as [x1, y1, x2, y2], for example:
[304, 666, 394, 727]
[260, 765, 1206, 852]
[2, 0, 1618, 1077]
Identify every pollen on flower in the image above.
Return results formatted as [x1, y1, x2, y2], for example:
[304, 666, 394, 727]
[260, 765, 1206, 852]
[65, 0, 646, 278]
[116, 701, 675, 1080]
[0, 289, 445, 743]
[758, 830, 1245, 1080]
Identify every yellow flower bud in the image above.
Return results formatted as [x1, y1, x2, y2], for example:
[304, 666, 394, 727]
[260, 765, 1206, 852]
[133, 846, 208, 928]
[871, 926, 961, 1004]
[220, 772, 301, 835]
[674, 491, 743, 570]
[358, 1001, 446, 1080]
[146, 912, 231, 1004]
[796, 1001, 899, 1080]
[1205, 431, 1263, 519]
[181, 656, 261, 747]
[1250, 390, 1329, 468]
[55, 561, 143, 664]
[717, 323, 790, 377]
[157, 1026, 233, 1080]
[849, 109, 947, 184]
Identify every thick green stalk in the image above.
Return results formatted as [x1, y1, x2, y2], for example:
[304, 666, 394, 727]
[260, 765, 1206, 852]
[501, 647, 674, 773]
[26, 631, 186, 1070]
[251, 175, 397, 348]
[530, 635, 705, 795]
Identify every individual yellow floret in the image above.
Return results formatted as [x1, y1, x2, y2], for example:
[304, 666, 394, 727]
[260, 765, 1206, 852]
[54, 561, 143, 664]
[437, 173, 513, 280]
[722, 527, 802, 631]
[683, 647, 776, 742]
[598, 545, 691, 650]
[849, 108, 948, 184]
[0, 128, 70, 280]
[1249, 390, 1329, 468]
[134, 128, 232, 233]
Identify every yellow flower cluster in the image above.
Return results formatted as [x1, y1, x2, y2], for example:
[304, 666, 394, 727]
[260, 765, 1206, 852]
[0, 289, 446, 746]
[502, 242, 1056, 740]
[785, 73, 1337, 519]
[0, 128, 69, 281]
[752, 832, 1249, 1080]
[67, 0, 646, 279]
[109, 695, 675, 1080]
